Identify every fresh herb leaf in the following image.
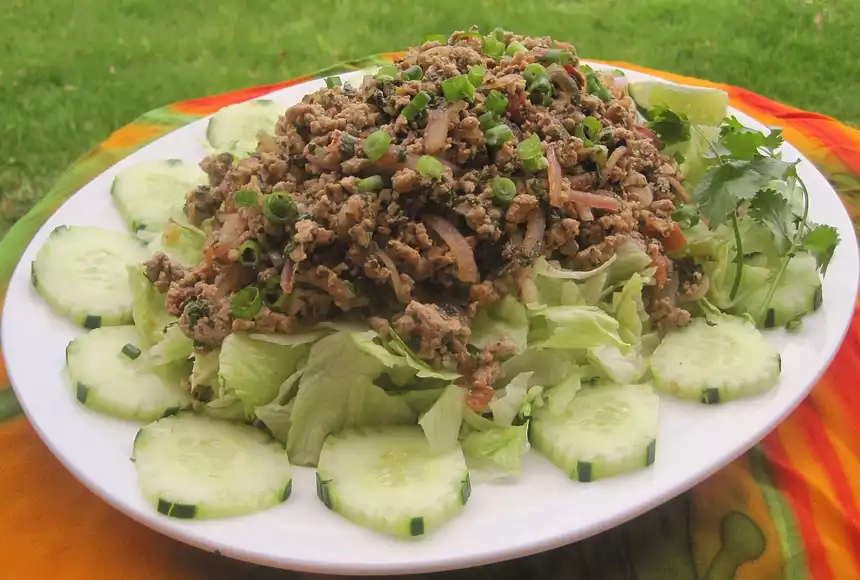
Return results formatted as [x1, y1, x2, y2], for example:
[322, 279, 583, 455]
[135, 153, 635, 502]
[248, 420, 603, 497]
[673, 151, 686, 165]
[672, 204, 700, 228]
[719, 117, 785, 160]
[692, 161, 774, 225]
[748, 188, 796, 253]
[801, 224, 840, 275]
[646, 106, 691, 146]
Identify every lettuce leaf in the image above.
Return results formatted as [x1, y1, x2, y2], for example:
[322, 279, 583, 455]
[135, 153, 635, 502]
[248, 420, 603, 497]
[387, 331, 461, 380]
[418, 384, 466, 452]
[146, 220, 206, 267]
[253, 370, 304, 443]
[219, 332, 310, 416]
[586, 344, 648, 384]
[394, 388, 445, 415]
[149, 324, 194, 366]
[544, 371, 582, 416]
[704, 243, 772, 309]
[190, 348, 220, 398]
[128, 265, 174, 345]
[499, 349, 577, 388]
[607, 238, 654, 285]
[461, 423, 529, 478]
[609, 273, 648, 344]
[287, 331, 390, 466]
[344, 381, 417, 428]
[531, 305, 627, 350]
[469, 295, 529, 354]
[488, 372, 533, 426]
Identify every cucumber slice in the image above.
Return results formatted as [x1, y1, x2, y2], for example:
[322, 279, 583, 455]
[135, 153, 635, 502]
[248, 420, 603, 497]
[737, 252, 822, 329]
[206, 99, 283, 157]
[316, 426, 471, 538]
[133, 412, 292, 519]
[31, 226, 148, 328]
[650, 315, 781, 404]
[66, 326, 192, 421]
[111, 159, 206, 236]
[530, 383, 659, 482]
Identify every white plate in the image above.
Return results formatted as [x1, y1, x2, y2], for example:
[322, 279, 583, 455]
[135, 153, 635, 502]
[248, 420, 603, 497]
[3, 63, 858, 576]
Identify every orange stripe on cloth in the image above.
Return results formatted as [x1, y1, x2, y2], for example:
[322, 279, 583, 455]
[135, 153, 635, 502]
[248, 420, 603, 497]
[98, 123, 173, 151]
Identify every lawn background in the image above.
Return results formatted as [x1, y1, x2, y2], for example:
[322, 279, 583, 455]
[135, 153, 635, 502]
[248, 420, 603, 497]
[1, 0, 856, 238]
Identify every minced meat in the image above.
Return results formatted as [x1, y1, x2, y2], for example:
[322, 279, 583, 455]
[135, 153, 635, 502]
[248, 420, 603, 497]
[154, 28, 692, 400]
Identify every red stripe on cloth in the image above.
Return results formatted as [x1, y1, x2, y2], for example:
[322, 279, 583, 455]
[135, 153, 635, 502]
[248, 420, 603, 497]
[169, 75, 315, 116]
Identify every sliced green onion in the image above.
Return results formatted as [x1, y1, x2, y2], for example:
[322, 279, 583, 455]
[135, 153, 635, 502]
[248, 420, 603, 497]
[375, 64, 399, 82]
[234, 189, 258, 207]
[485, 90, 509, 114]
[415, 155, 444, 179]
[441, 75, 476, 102]
[121, 343, 141, 360]
[505, 41, 528, 56]
[263, 192, 298, 224]
[482, 36, 505, 59]
[231, 286, 262, 320]
[262, 277, 291, 311]
[401, 91, 432, 121]
[402, 65, 424, 81]
[581, 65, 612, 102]
[492, 27, 506, 41]
[543, 49, 570, 65]
[575, 116, 603, 145]
[478, 112, 499, 131]
[467, 64, 487, 87]
[358, 175, 386, 192]
[238, 240, 261, 266]
[325, 76, 342, 89]
[524, 63, 549, 85]
[424, 34, 448, 44]
[364, 129, 391, 161]
[484, 124, 515, 147]
[529, 76, 554, 96]
[517, 133, 543, 160]
[522, 155, 549, 172]
[492, 178, 517, 206]
[339, 132, 358, 157]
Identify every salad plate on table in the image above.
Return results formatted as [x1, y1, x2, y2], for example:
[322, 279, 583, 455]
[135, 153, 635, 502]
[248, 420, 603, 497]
[2, 28, 857, 575]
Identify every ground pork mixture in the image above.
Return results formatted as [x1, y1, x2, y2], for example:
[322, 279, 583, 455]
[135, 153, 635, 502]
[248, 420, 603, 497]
[146, 29, 693, 406]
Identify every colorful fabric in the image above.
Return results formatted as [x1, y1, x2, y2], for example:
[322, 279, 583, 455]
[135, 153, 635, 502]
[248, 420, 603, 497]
[1, 54, 858, 580]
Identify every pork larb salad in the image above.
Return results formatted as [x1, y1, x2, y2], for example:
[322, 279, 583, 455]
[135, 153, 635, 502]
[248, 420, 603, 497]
[31, 28, 840, 538]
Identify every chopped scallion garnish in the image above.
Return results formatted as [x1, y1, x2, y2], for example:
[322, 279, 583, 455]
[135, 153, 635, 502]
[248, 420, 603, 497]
[484, 124, 515, 147]
[485, 90, 509, 114]
[358, 175, 386, 192]
[505, 41, 527, 56]
[325, 76, 342, 89]
[364, 129, 391, 161]
[402, 65, 424, 81]
[492, 178, 517, 205]
[415, 155, 445, 179]
[231, 286, 263, 320]
[482, 35, 505, 59]
[262, 192, 298, 224]
[401, 91, 432, 121]
[467, 64, 487, 88]
[441, 75, 476, 102]
[233, 189, 258, 207]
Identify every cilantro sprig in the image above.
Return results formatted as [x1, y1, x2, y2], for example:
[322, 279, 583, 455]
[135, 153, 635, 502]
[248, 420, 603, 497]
[690, 118, 840, 324]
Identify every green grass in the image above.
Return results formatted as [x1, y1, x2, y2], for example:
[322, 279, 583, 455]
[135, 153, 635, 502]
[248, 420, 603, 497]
[2, 0, 857, 238]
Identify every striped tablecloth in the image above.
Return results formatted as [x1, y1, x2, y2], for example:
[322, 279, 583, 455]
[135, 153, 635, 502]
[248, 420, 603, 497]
[1, 54, 859, 580]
